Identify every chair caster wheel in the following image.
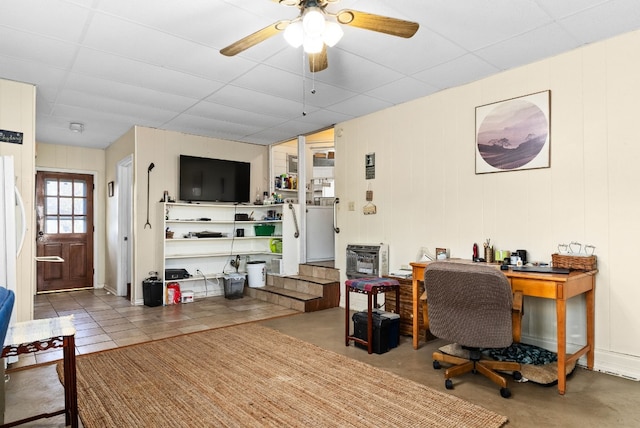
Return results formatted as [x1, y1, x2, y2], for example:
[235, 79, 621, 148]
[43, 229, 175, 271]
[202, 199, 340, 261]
[500, 387, 511, 398]
[445, 379, 453, 390]
[433, 360, 441, 370]
[513, 371, 522, 381]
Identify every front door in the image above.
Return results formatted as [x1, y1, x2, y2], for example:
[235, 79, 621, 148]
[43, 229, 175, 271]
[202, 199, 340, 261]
[36, 171, 94, 292]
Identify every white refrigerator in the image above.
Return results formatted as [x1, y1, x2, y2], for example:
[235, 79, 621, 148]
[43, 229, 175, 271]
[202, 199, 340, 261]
[0, 156, 24, 324]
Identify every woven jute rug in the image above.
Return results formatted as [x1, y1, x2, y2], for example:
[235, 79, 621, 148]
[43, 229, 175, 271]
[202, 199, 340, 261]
[58, 324, 507, 427]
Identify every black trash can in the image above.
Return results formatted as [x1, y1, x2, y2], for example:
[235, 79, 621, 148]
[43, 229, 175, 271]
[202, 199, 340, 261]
[223, 273, 246, 299]
[143, 277, 163, 307]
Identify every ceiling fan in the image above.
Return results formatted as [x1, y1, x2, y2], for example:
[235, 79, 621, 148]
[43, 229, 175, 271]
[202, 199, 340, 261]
[220, 0, 419, 72]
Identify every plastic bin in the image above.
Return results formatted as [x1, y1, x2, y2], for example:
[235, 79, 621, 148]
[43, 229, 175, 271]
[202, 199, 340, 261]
[142, 278, 163, 307]
[224, 273, 246, 299]
[254, 224, 276, 236]
[181, 290, 194, 303]
[352, 309, 401, 354]
[247, 261, 266, 287]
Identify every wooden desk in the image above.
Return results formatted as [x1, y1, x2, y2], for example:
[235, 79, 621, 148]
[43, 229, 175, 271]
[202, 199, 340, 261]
[410, 261, 596, 395]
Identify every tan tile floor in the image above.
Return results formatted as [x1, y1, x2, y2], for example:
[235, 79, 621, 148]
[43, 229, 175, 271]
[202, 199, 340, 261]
[10, 288, 299, 370]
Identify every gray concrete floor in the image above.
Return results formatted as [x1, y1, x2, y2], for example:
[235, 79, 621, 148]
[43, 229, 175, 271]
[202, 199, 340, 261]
[4, 304, 640, 427]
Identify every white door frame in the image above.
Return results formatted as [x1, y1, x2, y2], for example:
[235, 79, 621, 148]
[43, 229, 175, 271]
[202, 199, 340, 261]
[116, 155, 133, 297]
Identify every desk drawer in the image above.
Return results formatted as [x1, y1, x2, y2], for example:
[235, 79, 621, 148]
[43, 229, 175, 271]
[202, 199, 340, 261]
[509, 277, 558, 299]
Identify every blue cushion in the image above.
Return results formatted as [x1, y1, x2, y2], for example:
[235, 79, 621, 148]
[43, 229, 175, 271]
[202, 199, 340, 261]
[0, 287, 15, 347]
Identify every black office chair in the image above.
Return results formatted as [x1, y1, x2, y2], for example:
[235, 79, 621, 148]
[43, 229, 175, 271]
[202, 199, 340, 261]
[424, 262, 521, 398]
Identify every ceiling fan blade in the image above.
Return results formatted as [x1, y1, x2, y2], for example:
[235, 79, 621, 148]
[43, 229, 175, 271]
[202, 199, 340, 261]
[336, 9, 419, 38]
[220, 20, 289, 56]
[308, 45, 328, 73]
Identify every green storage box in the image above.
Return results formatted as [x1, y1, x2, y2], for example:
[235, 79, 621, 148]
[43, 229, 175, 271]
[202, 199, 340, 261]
[254, 224, 276, 236]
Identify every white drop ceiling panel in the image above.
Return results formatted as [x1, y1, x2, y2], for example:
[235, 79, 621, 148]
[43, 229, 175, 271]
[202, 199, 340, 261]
[0, 0, 637, 148]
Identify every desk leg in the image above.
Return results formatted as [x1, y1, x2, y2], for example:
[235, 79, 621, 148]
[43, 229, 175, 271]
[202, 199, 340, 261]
[345, 285, 350, 346]
[63, 335, 78, 428]
[412, 278, 419, 349]
[586, 285, 595, 369]
[556, 298, 567, 395]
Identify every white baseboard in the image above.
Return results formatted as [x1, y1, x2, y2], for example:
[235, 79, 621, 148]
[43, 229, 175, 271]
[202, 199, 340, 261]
[102, 284, 116, 295]
[592, 349, 640, 381]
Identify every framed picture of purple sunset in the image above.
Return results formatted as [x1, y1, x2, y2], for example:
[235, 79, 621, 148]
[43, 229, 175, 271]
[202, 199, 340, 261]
[475, 90, 550, 174]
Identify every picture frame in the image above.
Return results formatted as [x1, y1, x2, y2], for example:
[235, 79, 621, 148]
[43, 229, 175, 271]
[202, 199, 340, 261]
[435, 248, 449, 260]
[108, 181, 114, 197]
[365, 153, 375, 180]
[287, 154, 298, 174]
[475, 90, 550, 174]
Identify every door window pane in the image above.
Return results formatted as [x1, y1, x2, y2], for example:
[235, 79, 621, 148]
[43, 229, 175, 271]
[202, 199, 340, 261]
[45, 179, 58, 196]
[74, 180, 86, 197]
[74, 198, 86, 215]
[60, 180, 73, 197]
[59, 197, 73, 215]
[45, 217, 58, 233]
[59, 216, 73, 233]
[45, 197, 58, 215]
[74, 217, 86, 233]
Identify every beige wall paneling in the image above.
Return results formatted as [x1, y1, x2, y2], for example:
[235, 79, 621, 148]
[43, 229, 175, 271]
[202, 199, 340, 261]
[0, 79, 35, 322]
[334, 29, 640, 379]
[131, 127, 269, 305]
[105, 127, 136, 297]
[36, 143, 107, 289]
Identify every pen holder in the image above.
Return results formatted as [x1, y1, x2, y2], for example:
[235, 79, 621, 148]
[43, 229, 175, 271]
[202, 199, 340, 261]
[484, 246, 494, 263]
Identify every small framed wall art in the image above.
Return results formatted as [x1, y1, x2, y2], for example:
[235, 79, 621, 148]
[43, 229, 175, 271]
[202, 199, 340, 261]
[475, 90, 550, 174]
[287, 154, 298, 174]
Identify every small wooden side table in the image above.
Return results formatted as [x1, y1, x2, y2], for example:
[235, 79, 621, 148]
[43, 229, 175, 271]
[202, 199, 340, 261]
[345, 277, 400, 354]
[2, 315, 77, 428]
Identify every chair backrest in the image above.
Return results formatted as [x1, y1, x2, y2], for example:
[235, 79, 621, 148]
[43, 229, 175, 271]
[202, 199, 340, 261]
[0, 287, 15, 347]
[424, 262, 513, 348]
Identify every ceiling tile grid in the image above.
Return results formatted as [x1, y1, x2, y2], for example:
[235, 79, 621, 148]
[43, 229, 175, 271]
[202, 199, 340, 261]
[0, 0, 638, 148]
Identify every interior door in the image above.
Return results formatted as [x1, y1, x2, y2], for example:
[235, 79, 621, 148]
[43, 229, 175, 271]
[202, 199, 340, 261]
[306, 206, 335, 262]
[36, 171, 94, 292]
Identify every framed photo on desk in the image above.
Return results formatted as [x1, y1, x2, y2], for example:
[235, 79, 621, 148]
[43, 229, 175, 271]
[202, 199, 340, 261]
[475, 90, 550, 174]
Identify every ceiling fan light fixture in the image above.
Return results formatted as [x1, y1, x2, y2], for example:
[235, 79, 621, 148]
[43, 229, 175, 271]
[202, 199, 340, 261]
[302, 7, 325, 37]
[322, 21, 343, 47]
[284, 21, 304, 47]
[303, 35, 324, 54]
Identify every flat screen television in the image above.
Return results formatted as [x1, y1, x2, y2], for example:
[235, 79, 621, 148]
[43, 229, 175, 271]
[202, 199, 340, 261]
[179, 155, 251, 203]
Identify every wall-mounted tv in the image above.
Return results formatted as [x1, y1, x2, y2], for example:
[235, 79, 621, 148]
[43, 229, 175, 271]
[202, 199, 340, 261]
[179, 155, 251, 203]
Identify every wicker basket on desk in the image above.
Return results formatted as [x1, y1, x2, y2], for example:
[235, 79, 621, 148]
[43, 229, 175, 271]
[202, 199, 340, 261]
[551, 253, 597, 270]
